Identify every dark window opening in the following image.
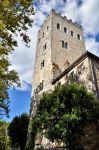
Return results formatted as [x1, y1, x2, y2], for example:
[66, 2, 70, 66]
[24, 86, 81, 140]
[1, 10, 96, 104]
[57, 23, 60, 30]
[43, 32, 44, 38]
[64, 27, 67, 33]
[71, 31, 73, 36]
[77, 34, 80, 40]
[65, 42, 68, 49]
[41, 60, 45, 69]
[62, 41, 64, 48]
[38, 38, 40, 43]
[43, 43, 47, 51]
[47, 26, 49, 30]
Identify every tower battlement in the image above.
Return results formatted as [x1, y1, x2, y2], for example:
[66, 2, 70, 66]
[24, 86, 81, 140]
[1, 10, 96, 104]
[39, 9, 83, 32]
[32, 9, 86, 97]
[29, 9, 99, 150]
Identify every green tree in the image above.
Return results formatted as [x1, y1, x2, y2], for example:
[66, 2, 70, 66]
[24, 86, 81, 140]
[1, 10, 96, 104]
[8, 113, 29, 150]
[0, 120, 11, 150]
[0, 0, 34, 117]
[34, 83, 99, 150]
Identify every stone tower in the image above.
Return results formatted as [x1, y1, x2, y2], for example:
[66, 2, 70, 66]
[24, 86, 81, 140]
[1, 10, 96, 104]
[31, 9, 86, 107]
[29, 9, 99, 149]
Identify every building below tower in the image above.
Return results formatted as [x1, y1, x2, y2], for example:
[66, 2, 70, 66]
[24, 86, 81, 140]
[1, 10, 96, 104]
[29, 9, 99, 150]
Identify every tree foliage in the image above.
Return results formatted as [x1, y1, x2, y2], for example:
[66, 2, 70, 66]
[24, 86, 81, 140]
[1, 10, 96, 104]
[0, 120, 11, 150]
[32, 83, 99, 150]
[0, 0, 34, 117]
[8, 113, 29, 150]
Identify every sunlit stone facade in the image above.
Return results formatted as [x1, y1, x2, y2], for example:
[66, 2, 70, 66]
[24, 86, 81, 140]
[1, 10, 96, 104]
[29, 9, 99, 149]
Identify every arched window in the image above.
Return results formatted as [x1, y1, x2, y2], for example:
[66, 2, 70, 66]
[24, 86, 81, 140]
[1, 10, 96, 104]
[62, 41, 64, 47]
[47, 26, 49, 30]
[57, 23, 60, 30]
[71, 31, 73, 36]
[65, 42, 68, 49]
[43, 43, 47, 51]
[77, 34, 80, 40]
[64, 27, 67, 33]
[41, 60, 45, 69]
[43, 32, 44, 38]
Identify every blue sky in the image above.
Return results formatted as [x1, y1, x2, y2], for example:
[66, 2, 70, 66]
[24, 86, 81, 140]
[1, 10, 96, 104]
[3, 0, 99, 122]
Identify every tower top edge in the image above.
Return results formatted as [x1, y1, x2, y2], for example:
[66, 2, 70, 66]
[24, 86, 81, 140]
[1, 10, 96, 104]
[38, 9, 83, 31]
[50, 9, 83, 30]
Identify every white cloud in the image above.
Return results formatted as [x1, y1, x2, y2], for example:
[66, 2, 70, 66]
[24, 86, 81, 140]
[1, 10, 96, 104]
[85, 38, 99, 56]
[80, 0, 99, 34]
[9, 25, 38, 91]
[9, 0, 99, 91]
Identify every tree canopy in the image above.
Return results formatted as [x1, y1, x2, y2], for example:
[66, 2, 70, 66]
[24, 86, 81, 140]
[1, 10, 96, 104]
[31, 83, 99, 150]
[0, 0, 34, 117]
[8, 113, 29, 150]
[0, 120, 11, 150]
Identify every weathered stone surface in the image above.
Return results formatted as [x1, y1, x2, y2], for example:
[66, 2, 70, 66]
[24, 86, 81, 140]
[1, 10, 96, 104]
[31, 9, 86, 117]
[28, 9, 99, 149]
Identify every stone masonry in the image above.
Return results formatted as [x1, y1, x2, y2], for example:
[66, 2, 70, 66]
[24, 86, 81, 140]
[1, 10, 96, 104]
[31, 9, 86, 115]
[29, 9, 99, 150]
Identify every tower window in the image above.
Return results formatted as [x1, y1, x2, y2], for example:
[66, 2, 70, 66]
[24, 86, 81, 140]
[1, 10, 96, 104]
[77, 34, 80, 40]
[61, 41, 68, 49]
[43, 43, 47, 51]
[61, 41, 64, 48]
[65, 42, 68, 49]
[41, 60, 45, 69]
[57, 23, 60, 30]
[71, 31, 73, 36]
[43, 32, 44, 38]
[47, 26, 49, 30]
[38, 38, 40, 43]
[64, 27, 67, 33]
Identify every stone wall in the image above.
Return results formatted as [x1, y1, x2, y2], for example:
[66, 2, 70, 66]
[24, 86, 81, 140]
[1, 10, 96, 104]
[34, 122, 99, 150]
[29, 9, 99, 150]
[76, 121, 99, 150]
[32, 9, 86, 98]
[51, 10, 86, 74]
[54, 56, 99, 98]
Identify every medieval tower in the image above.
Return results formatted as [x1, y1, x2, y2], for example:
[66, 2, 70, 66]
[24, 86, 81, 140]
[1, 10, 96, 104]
[32, 9, 85, 99]
[29, 9, 99, 149]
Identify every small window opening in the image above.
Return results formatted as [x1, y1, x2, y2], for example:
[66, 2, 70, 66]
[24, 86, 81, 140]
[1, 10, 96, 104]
[71, 31, 73, 36]
[43, 32, 44, 38]
[47, 26, 49, 30]
[43, 43, 47, 51]
[57, 23, 60, 30]
[62, 41, 64, 48]
[39, 80, 44, 90]
[77, 34, 80, 40]
[64, 27, 67, 33]
[41, 60, 45, 69]
[65, 42, 68, 49]
[38, 38, 40, 43]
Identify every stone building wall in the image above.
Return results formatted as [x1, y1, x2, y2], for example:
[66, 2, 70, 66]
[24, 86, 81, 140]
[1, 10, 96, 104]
[51, 10, 86, 75]
[54, 56, 99, 99]
[77, 121, 99, 150]
[32, 12, 53, 97]
[32, 9, 86, 98]
[90, 58, 99, 99]
[35, 122, 99, 150]
[29, 9, 99, 150]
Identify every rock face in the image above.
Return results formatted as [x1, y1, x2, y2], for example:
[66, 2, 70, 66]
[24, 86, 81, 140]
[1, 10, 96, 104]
[29, 9, 99, 149]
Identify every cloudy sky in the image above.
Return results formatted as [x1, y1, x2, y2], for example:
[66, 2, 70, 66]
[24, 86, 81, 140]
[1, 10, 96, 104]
[3, 0, 99, 121]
